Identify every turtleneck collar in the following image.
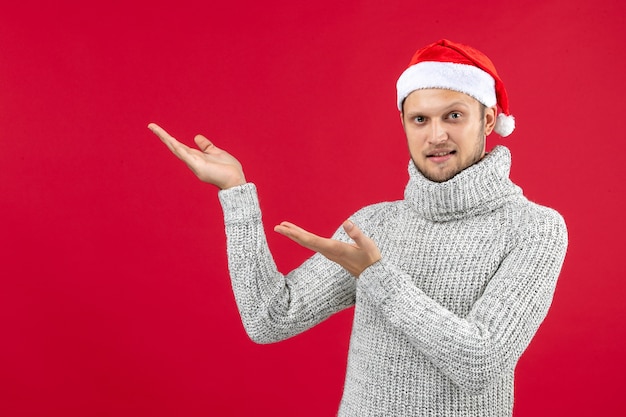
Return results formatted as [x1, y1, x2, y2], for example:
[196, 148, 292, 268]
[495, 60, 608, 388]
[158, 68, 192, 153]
[403, 145, 522, 222]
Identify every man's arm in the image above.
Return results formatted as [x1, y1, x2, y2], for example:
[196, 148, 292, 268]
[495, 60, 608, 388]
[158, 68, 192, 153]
[150, 124, 357, 343]
[220, 186, 357, 343]
[279, 210, 568, 393]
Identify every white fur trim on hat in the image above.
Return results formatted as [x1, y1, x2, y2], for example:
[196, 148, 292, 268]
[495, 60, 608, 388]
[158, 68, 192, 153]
[396, 61, 497, 111]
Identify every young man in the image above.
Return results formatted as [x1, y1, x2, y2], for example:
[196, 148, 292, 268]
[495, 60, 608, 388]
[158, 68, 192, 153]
[150, 39, 567, 416]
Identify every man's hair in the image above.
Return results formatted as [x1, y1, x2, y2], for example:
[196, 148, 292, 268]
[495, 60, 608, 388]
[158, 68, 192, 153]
[478, 103, 487, 137]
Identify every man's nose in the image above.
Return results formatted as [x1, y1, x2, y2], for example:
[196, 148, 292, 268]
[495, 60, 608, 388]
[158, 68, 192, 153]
[427, 120, 448, 144]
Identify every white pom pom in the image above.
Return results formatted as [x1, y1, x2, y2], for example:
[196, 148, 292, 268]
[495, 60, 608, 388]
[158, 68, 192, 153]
[494, 113, 515, 137]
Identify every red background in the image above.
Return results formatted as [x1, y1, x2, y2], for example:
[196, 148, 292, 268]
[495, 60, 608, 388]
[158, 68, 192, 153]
[1, 1, 625, 416]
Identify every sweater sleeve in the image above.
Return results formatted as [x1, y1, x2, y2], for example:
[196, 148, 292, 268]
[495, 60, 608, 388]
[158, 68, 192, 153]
[358, 208, 568, 394]
[218, 183, 356, 344]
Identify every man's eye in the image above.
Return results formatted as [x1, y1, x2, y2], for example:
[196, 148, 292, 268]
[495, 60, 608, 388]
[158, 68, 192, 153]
[449, 112, 461, 119]
[414, 116, 425, 123]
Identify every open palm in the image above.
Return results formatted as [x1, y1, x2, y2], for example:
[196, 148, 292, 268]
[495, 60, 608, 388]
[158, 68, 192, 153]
[149, 123, 246, 189]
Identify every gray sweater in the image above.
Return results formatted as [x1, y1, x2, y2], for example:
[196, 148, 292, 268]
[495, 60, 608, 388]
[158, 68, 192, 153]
[218, 146, 568, 416]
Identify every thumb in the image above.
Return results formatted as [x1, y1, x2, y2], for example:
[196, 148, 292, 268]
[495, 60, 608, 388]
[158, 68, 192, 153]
[343, 220, 366, 245]
[194, 134, 217, 153]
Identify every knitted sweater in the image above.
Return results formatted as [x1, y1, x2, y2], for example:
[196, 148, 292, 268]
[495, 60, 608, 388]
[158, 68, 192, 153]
[218, 146, 568, 416]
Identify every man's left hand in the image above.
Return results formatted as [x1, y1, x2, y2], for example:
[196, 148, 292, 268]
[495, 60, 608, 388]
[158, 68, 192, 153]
[274, 220, 381, 277]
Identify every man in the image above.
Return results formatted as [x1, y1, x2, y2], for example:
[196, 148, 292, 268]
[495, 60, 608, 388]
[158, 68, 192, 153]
[149, 39, 567, 416]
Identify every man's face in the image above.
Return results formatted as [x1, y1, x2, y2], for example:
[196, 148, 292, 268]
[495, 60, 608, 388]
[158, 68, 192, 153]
[401, 88, 496, 182]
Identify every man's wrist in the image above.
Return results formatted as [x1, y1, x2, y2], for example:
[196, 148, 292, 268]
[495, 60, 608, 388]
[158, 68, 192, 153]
[220, 175, 247, 190]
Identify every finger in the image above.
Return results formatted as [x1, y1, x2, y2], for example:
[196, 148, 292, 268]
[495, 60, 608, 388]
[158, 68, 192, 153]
[149, 123, 195, 159]
[274, 221, 312, 243]
[194, 134, 217, 153]
[274, 222, 331, 252]
[343, 220, 366, 246]
[343, 220, 382, 268]
[148, 123, 173, 143]
[343, 220, 381, 260]
[149, 123, 179, 149]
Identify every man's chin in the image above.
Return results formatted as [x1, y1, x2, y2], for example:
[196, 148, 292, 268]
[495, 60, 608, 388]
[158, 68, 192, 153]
[427, 172, 458, 183]
[413, 161, 459, 183]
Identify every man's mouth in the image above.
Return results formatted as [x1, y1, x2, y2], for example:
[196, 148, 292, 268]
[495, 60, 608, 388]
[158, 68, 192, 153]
[427, 150, 456, 158]
[425, 150, 456, 164]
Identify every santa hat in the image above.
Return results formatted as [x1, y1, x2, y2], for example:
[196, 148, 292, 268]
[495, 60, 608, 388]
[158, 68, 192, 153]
[396, 39, 515, 137]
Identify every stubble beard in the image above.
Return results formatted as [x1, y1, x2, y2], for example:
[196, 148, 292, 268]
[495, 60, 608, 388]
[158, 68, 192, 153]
[414, 122, 486, 183]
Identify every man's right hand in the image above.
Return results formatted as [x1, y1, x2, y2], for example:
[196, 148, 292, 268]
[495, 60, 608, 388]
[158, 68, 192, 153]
[149, 123, 246, 189]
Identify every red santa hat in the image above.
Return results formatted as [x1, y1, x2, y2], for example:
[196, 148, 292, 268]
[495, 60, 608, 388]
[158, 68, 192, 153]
[396, 39, 515, 137]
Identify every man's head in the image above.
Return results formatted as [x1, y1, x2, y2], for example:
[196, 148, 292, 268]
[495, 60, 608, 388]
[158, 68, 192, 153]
[401, 88, 496, 182]
[396, 39, 513, 182]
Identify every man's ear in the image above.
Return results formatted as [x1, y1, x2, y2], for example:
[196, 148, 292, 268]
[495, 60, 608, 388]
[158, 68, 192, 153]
[484, 106, 497, 136]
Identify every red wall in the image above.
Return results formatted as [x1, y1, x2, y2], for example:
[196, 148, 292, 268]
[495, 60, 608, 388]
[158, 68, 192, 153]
[1, 1, 624, 416]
